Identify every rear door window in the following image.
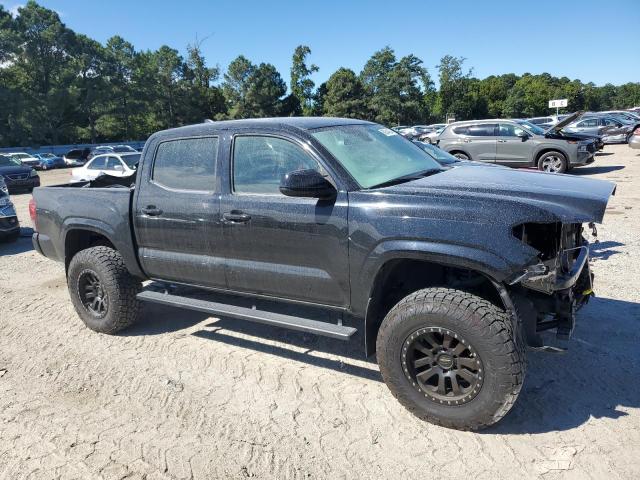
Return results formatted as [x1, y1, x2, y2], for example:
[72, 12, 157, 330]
[467, 124, 497, 136]
[87, 157, 106, 170]
[152, 137, 218, 191]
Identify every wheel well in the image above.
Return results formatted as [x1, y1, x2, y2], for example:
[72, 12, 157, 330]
[364, 258, 503, 356]
[448, 149, 468, 158]
[65, 229, 115, 271]
[535, 148, 566, 165]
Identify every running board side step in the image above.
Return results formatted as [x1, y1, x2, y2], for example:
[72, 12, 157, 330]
[137, 290, 357, 340]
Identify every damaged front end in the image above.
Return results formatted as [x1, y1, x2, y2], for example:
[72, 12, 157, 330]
[508, 221, 598, 351]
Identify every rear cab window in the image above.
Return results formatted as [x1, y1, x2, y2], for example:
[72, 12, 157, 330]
[152, 136, 218, 191]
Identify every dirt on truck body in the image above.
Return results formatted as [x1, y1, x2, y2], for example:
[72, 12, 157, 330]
[30, 117, 615, 430]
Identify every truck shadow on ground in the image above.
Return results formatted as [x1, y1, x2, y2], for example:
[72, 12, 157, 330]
[128, 292, 639, 434]
[0, 229, 34, 256]
[572, 165, 625, 175]
[588, 240, 625, 260]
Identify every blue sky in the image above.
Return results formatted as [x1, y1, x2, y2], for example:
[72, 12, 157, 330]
[3, 0, 639, 88]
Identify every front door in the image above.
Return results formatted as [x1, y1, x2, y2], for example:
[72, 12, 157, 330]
[220, 133, 350, 307]
[133, 135, 226, 288]
[495, 123, 533, 166]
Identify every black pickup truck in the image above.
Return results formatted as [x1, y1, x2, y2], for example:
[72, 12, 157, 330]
[31, 117, 615, 430]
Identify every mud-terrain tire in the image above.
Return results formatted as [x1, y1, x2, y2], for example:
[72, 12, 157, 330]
[537, 151, 568, 173]
[67, 246, 141, 333]
[376, 287, 525, 430]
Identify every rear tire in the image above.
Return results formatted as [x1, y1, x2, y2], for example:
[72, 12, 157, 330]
[67, 246, 141, 333]
[376, 287, 525, 430]
[537, 151, 567, 173]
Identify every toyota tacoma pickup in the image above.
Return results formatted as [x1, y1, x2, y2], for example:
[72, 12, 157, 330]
[30, 118, 615, 430]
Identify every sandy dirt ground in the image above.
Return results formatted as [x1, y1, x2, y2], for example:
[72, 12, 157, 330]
[1, 146, 639, 479]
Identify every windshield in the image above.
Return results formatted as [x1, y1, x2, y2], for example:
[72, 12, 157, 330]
[120, 153, 140, 169]
[10, 153, 30, 159]
[311, 124, 442, 188]
[516, 120, 546, 135]
[0, 155, 22, 167]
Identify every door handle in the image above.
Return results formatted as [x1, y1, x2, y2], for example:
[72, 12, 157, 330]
[223, 211, 251, 223]
[497, 139, 507, 143]
[141, 206, 163, 216]
[463, 139, 472, 143]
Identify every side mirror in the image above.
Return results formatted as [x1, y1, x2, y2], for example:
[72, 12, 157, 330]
[279, 169, 336, 199]
[516, 131, 529, 141]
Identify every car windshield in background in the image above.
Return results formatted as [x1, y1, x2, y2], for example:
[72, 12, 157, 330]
[121, 153, 140, 169]
[10, 153, 30, 159]
[414, 142, 459, 164]
[516, 120, 546, 135]
[0, 155, 22, 166]
[113, 146, 136, 153]
[311, 124, 442, 189]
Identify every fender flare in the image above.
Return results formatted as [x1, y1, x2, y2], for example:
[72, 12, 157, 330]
[61, 218, 145, 278]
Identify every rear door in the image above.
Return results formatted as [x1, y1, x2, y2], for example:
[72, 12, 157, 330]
[133, 135, 226, 288]
[219, 132, 350, 307]
[461, 123, 497, 162]
[495, 123, 533, 166]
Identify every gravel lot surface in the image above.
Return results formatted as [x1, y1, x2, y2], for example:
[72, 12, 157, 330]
[1, 146, 639, 479]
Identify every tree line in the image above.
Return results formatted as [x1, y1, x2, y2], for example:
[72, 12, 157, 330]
[1, 1, 639, 147]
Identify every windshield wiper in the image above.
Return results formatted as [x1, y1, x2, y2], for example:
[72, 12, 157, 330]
[369, 168, 443, 189]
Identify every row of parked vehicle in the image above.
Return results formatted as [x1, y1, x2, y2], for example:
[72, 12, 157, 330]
[0, 144, 141, 171]
[395, 110, 640, 173]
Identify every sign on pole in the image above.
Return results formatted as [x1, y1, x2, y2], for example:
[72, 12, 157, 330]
[549, 98, 568, 115]
[548, 99, 568, 108]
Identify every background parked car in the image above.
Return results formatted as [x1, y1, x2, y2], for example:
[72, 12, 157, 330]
[563, 115, 632, 143]
[412, 140, 502, 168]
[419, 126, 446, 144]
[32, 153, 66, 170]
[437, 115, 595, 173]
[0, 175, 8, 195]
[526, 114, 571, 130]
[6, 152, 40, 168]
[628, 125, 640, 149]
[0, 184, 19, 243]
[63, 148, 90, 166]
[86, 144, 138, 161]
[70, 152, 140, 183]
[0, 154, 40, 192]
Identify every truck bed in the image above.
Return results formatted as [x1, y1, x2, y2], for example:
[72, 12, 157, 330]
[31, 183, 141, 276]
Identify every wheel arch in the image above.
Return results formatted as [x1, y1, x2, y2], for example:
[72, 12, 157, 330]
[360, 246, 513, 357]
[534, 147, 569, 167]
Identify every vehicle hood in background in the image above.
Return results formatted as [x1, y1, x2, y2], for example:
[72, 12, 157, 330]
[549, 111, 582, 133]
[0, 165, 33, 175]
[378, 164, 615, 224]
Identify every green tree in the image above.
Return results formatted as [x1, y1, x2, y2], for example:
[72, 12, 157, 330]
[244, 63, 287, 117]
[323, 68, 368, 118]
[290, 45, 319, 116]
[222, 55, 256, 118]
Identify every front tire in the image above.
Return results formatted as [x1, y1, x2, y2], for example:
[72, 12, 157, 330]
[67, 246, 141, 333]
[376, 288, 525, 430]
[537, 151, 567, 173]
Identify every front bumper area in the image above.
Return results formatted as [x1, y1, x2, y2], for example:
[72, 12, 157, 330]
[510, 241, 593, 350]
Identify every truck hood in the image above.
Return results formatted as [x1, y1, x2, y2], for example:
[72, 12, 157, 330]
[379, 165, 616, 224]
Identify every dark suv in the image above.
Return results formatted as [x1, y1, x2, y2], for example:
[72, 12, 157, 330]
[438, 117, 596, 173]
